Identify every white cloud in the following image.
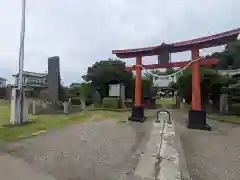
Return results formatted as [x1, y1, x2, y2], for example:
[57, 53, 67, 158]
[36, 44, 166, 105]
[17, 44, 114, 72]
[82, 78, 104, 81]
[0, 0, 239, 85]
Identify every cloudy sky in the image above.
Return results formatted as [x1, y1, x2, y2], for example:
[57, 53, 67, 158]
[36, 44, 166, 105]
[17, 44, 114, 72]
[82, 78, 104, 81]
[0, 0, 239, 85]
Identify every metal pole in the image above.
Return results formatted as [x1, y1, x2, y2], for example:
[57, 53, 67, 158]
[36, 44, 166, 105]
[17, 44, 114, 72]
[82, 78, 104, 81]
[18, 0, 26, 124]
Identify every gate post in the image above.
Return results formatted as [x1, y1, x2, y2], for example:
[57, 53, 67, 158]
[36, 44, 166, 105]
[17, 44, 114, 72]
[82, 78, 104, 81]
[188, 49, 211, 130]
[128, 56, 145, 122]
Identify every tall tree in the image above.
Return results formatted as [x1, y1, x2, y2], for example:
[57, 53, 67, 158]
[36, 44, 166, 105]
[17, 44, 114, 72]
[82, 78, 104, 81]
[78, 83, 90, 110]
[207, 40, 240, 70]
[143, 69, 163, 83]
[218, 50, 234, 70]
[83, 59, 133, 97]
[143, 69, 178, 83]
[175, 66, 235, 107]
[68, 83, 90, 110]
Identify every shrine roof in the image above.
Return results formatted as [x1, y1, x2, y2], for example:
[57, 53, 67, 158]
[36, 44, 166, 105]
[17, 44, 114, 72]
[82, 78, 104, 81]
[112, 28, 240, 58]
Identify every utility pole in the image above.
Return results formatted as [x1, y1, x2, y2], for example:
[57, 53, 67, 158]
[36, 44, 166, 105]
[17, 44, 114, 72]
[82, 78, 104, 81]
[18, 0, 26, 124]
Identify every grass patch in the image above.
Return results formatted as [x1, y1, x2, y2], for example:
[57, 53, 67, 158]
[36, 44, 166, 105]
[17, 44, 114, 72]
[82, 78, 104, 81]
[207, 114, 240, 124]
[0, 104, 11, 125]
[0, 103, 159, 141]
[156, 98, 176, 105]
[0, 111, 91, 141]
[0, 104, 132, 141]
[87, 107, 131, 112]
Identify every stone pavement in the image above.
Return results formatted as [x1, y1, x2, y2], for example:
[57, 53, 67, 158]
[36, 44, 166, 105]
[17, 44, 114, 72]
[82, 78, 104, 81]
[170, 109, 240, 180]
[3, 109, 239, 180]
[134, 112, 187, 180]
[0, 119, 153, 180]
[0, 153, 56, 180]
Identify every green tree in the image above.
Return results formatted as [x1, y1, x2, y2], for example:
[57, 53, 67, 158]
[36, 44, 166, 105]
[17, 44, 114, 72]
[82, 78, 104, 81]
[143, 70, 161, 83]
[207, 40, 240, 70]
[83, 59, 133, 97]
[58, 85, 67, 102]
[175, 66, 235, 108]
[68, 84, 81, 97]
[205, 52, 221, 58]
[68, 83, 90, 110]
[92, 89, 101, 108]
[218, 50, 234, 70]
[165, 68, 178, 75]
[143, 69, 178, 83]
[78, 83, 90, 110]
[228, 40, 240, 69]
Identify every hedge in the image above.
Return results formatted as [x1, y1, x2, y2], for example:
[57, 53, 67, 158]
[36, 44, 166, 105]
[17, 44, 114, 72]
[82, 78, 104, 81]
[71, 97, 81, 105]
[71, 97, 93, 106]
[102, 97, 120, 109]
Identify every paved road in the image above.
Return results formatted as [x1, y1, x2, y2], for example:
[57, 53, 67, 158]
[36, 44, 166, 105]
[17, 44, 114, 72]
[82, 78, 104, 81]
[171, 109, 240, 180]
[1, 119, 153, 180]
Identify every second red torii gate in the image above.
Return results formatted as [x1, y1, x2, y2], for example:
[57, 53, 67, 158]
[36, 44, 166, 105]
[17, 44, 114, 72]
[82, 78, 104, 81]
[112, 28, 240, 130]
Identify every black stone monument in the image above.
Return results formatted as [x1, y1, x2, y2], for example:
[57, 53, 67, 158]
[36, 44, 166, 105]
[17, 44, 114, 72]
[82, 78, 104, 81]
[48, 56, 60, 108]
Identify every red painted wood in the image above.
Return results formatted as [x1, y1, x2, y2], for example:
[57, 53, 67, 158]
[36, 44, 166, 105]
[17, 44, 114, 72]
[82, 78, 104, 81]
[191, 49, 201, 110]
[125, 58, 218, 70]
[112, 28, 240, 58]
[135, 56, 142, 106]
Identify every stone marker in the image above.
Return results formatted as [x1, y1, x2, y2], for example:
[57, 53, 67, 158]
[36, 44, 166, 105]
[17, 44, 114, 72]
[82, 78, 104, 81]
[63, 102, 69, 114]
[48, 56, 60, 109]
[120, 84, 126, 108]
[220, 94, 229, 114]
[32, 99, 36, 115]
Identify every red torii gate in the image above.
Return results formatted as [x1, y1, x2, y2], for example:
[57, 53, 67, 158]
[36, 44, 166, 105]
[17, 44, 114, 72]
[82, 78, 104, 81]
[112, 28, 240, 130]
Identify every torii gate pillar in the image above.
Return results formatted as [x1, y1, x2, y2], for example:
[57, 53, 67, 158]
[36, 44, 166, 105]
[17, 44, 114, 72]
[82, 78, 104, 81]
[188, 48, 211, 130]
[128, 56, 145, 122]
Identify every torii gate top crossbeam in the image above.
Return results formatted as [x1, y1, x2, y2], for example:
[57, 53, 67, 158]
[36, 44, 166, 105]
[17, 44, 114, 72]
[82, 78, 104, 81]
[112, 28, 240, 58]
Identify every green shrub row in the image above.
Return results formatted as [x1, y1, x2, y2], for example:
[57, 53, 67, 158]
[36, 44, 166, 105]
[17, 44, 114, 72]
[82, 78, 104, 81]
[102, 97, 120, 109]
[71, 97, 93, 106]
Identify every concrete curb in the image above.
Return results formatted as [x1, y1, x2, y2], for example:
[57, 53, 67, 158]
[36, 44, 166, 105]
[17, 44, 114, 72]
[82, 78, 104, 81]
[157, 120, 181, 180]
[16, 130, 47, 140]
[133, 120, 157, 180]
[173, 120, 191, 180]
[134, 117, 190, 180]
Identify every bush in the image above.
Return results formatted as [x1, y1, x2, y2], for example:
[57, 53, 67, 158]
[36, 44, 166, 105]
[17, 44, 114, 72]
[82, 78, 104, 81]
[70, 97, 93, 106]
[86, 98, 93, 106]
[102, 97, 120, 109]
[230, 103, 240, 115]
[71, 97, 81, 105]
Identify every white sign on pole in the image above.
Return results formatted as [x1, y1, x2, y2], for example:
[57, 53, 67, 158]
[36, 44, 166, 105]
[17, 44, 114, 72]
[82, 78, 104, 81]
[109, 84, 120, 97]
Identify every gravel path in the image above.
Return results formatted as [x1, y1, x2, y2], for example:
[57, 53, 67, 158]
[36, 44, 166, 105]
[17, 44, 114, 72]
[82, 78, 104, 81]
[3, 120, 153, 180]
[170, 109, 240, 180]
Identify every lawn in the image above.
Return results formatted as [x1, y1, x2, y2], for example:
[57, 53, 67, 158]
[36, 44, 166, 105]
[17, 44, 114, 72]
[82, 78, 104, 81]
[0, 104, 131, 141]
[0, 103, 157, 141]
[207, 114, 240, 123]
[156, 98, 176, 105]
[0, 103, 11, 125]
